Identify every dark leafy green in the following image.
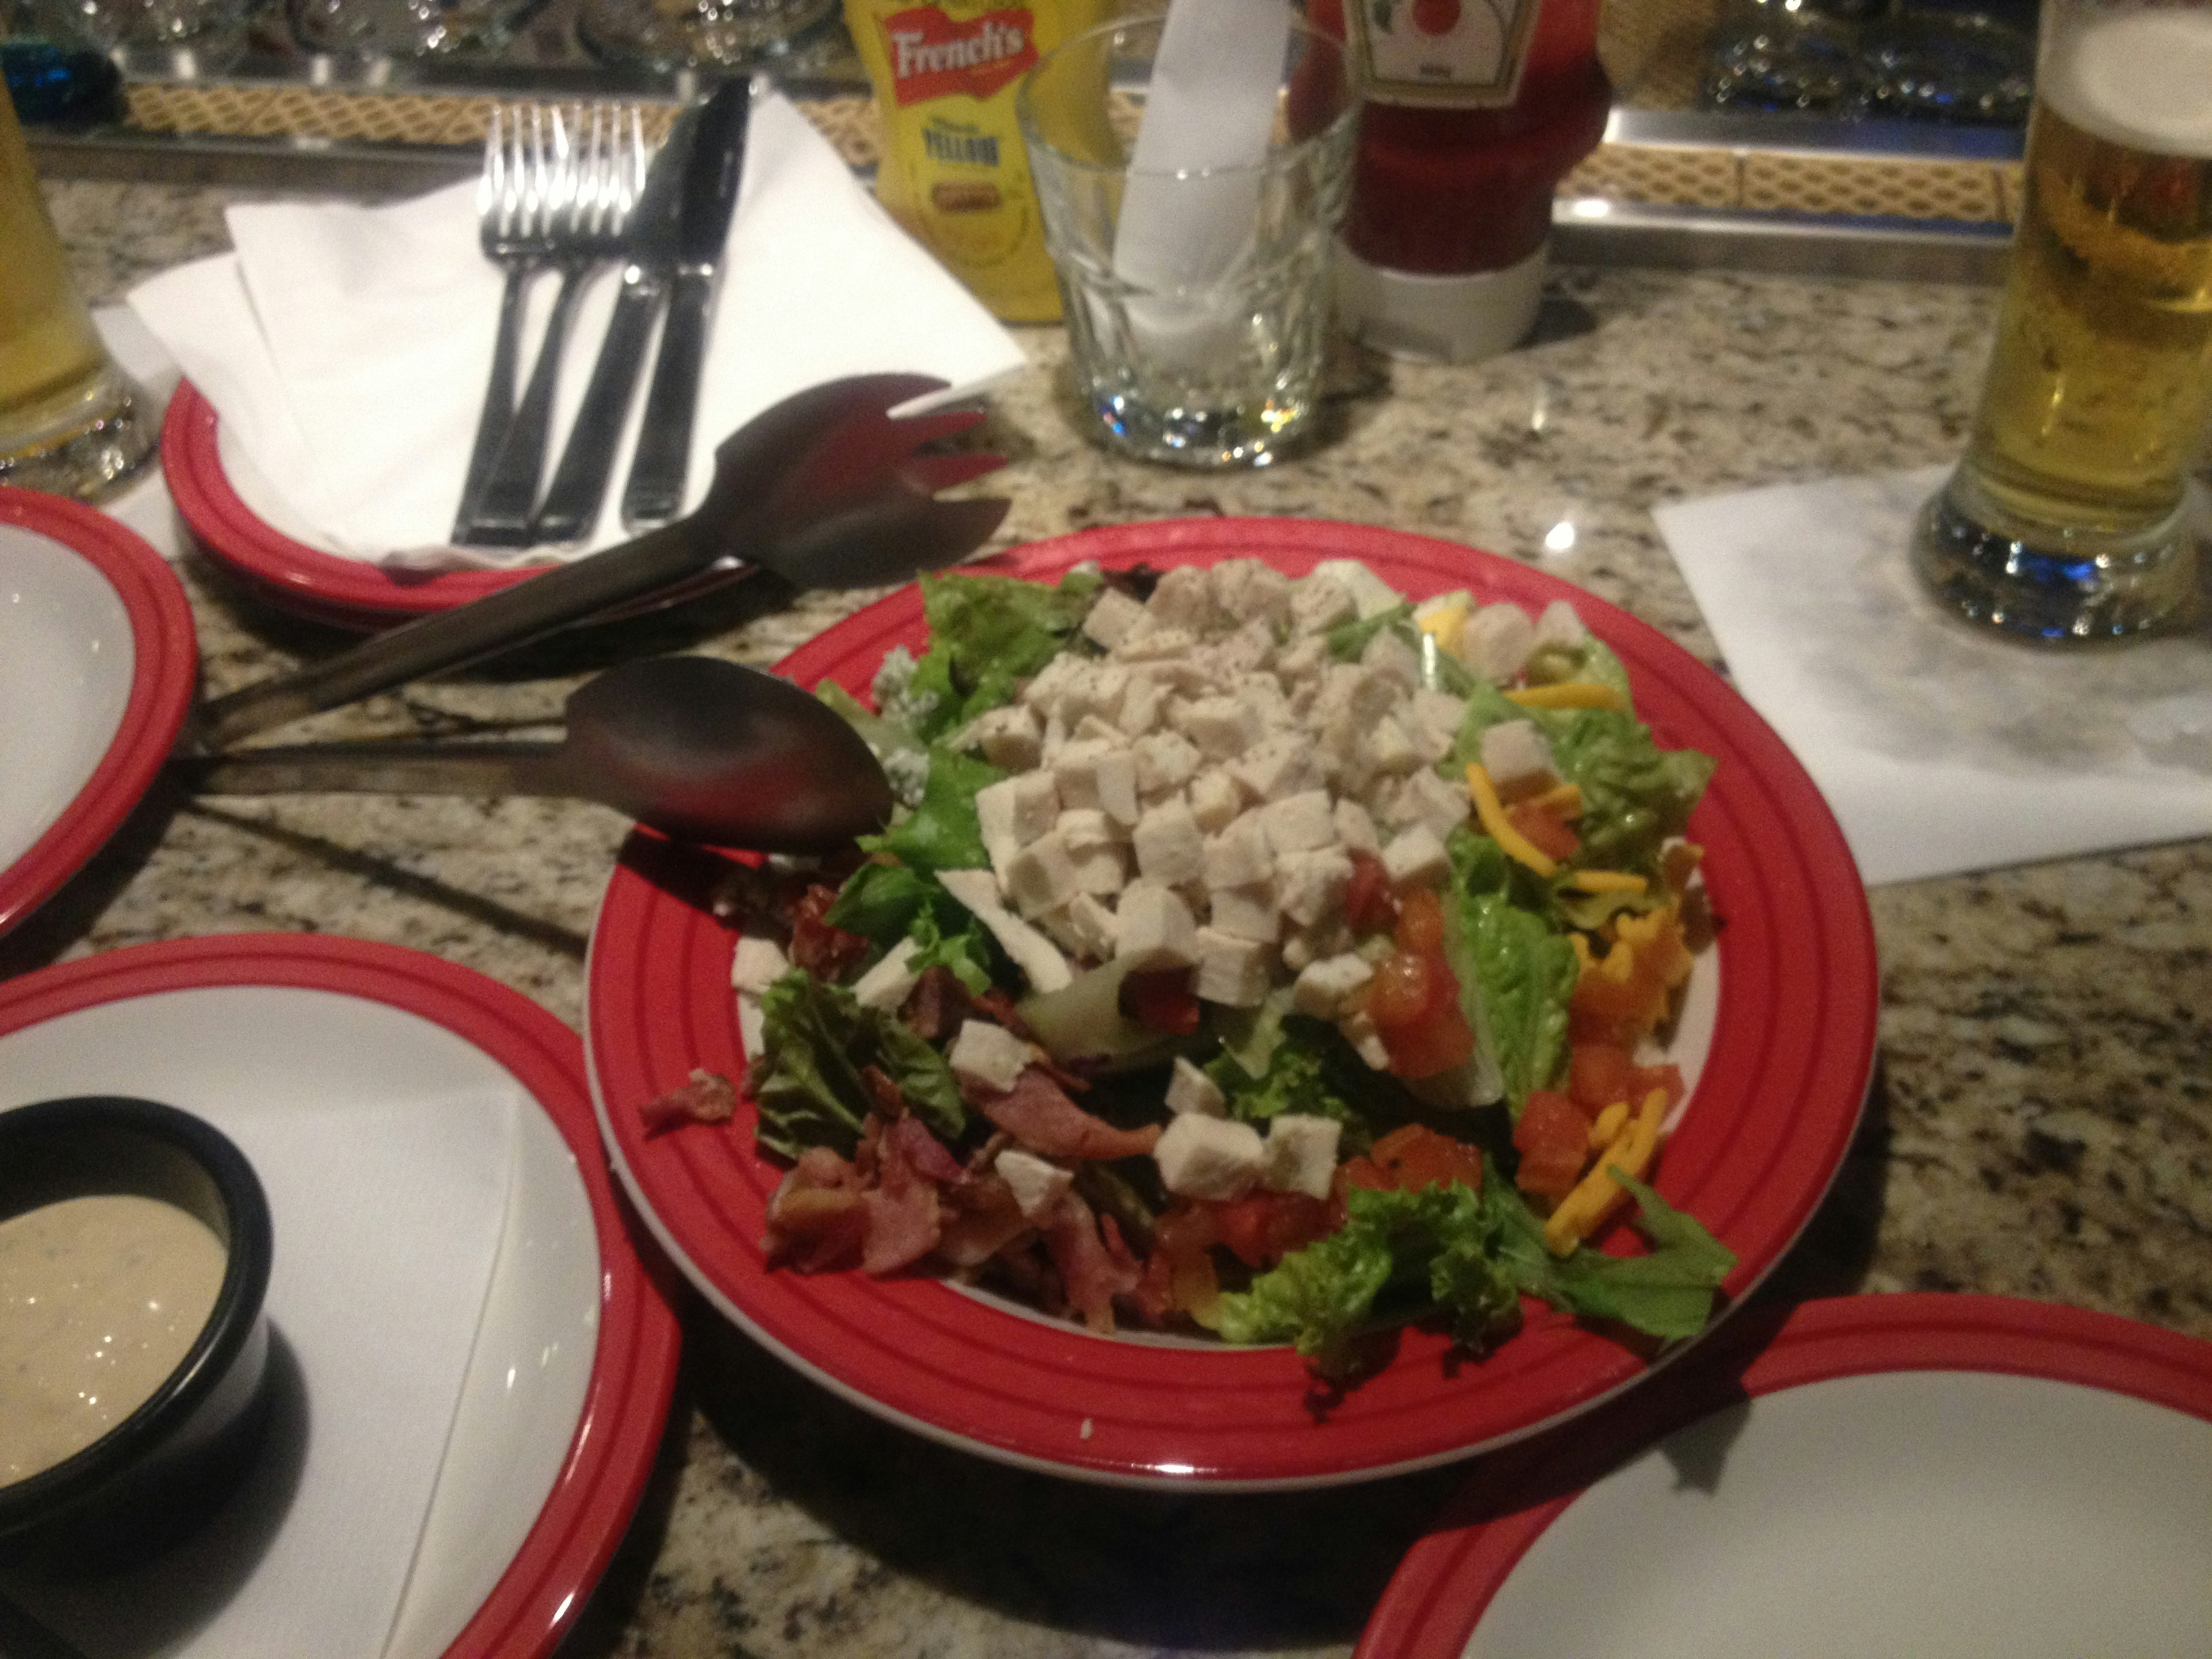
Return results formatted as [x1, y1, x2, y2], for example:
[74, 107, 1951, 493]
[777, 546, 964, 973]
[1483, 1168, 1737, 1342]
[903, 570, 1103, 740]
[826, 862, 995, 994]
[860, 747, 1002, 874]
[751, 969, 965, 1160]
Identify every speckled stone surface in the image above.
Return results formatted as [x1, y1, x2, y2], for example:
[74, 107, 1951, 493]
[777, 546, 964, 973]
[14, 176, 2211, 1658]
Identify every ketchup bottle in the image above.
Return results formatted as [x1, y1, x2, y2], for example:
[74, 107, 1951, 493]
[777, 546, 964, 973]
[1307, 0, 1610, 361]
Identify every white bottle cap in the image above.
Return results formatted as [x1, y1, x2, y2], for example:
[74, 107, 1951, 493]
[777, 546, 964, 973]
[1334, 241, 1548, 363]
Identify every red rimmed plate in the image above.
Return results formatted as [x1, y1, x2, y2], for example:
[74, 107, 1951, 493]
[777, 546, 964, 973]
[585, 517, 1879, 1487]
[0, 488, 196, 938]
[1359, 1294, 2212, 1656]
[160, 382, 539, 630]
[0, 934, 681, 1658]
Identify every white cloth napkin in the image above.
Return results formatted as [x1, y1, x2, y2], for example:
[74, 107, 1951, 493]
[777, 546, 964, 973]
[126, 92, 1028, 568]
[1654, 466, 2212, 887]
[0, 991, 518, 1659]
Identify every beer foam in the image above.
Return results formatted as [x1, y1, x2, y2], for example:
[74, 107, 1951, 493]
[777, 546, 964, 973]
[2041, 7, 2212, 160]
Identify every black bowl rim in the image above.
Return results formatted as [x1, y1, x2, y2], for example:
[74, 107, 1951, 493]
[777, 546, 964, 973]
[0, 1095, 273, 1525]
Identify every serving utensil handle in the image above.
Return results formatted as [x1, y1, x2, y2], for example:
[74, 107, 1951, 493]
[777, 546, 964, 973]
[177, 741, 577, 801]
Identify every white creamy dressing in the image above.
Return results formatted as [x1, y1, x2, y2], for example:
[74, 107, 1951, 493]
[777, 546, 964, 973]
[0, 1193, 228, 1486]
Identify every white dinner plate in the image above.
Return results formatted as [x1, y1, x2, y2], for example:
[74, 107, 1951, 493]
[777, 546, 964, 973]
[1358, 1293, 2212, 1657]
[0, 935, 680, 1658]
[0, 490, 196, 937]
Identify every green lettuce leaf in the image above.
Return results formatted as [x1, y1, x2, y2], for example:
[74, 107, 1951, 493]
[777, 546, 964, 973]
[1526, 632, 1633, 698]
[816, 679, 926, 762]
[1547, 711, 1714, 876]
[1483, 1169, 1736, 1342]
[861, 746, 1002, 874]
[752, 969, 965, 1160]
[904, 570, 1103, 741]
[1444, 827, 1579, 1114]
[1217, 1181, 1519, 1378]
[825, 862, 995, 994]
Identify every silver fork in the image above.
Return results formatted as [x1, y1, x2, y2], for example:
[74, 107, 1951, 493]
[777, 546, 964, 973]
[460, 103, 649, 548]
[453, 104, 563, 541]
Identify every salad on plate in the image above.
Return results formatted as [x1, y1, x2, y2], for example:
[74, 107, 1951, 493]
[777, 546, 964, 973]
[671, 556, 1736, 1380]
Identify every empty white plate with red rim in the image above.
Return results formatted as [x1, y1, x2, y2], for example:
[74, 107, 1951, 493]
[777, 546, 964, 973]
[0, 934, 681, 1657]
[585, 517, 1880, 1488]
[1357, 1293, 2212, 1657]
[0, 488, 196, 938]
[160, 385, 539, 630]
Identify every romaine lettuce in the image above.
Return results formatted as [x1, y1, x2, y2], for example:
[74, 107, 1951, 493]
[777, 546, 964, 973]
[861, 746, 1002, 874]
[903, 570, 1103, 741]
[1444, 827, 1579, 1114]
[752, 969, 965, 1159]
[1482, 1168, 1737, 1342]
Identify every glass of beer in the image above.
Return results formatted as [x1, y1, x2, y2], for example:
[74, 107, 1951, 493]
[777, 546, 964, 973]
[0, 89, 155, 499]
[1912, 0, 2212, 641]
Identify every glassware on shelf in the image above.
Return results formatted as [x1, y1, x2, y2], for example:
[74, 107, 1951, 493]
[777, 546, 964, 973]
[74, 0, 248, 55]
[285, 0, 551, 57]
[1861, 1, 2037, 123]
[1, 0, 123, 125]
[1704, 0, 1870, 113]
[575, 0, 835, 71]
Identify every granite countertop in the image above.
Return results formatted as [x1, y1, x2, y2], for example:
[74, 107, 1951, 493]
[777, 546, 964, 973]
[17, 176, 2212, 1658]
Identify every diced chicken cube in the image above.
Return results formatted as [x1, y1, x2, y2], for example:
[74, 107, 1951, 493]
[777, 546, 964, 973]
[1459, 603, 1536, 684]
[1052, 739, 1113, 811]
[851, 938, 923, 1012]
[1314, 559, 1406, 620]
[1230, 734, 1318, 803]
[1381, 825, 1452, 891]
[1359, 625, 1421, 692]
[1075, 712, 1123, 745]
[1005, 831, 1081, 917]
[1207, 618, 1277, 678]
[995, 1147, 1074, 1219]
[1207, 882, 1279, 944]
[961, 703, 1044, 771]
[1193, 927, 1272, 1006]
[948, 1018, 1035, 1092]
[1391, 767, 1474, 841]
[1260, 790, 1338, 855]
[1021, 653, 1085, 717]
[1154, 1114, 1267, 1200]
[1274, 633, 1329, 684]
[1006, 771, 1061, 840]
[1478, 719, 1557, 798]
[1116, 881, 1198, 965]
[1113, 624, 1198, 664]
[1132, 798, 1205, 887]
[1071, 844, 1127, 897]
[1092, 749, 1141, 825]
[1133, 730, 1201, 796]
[1188, 768, 1241, 834]
[1081, 586, 1147, 651]
[1278, 848, 1352, 930]
[1334, 798, 1381, 858]
[1293, 952, 1374, 1018]
[1262, 1115, 1342, 1200]
[730, 935, 790, 995]
[1338, 1006, 1392, 1070]
[1289, 575, 1357, 635]
[1209, 558, 1294, 627]
[1408, 690, 1468, 756]
[1363, 715, 1424, 778]
[1145, 565, 1218, 633]
[1066, 892, 1120, 958]
[1202, 812, 1275, 888]
[1057, 808, 1118, 852]
[1177, 695, 1263, 760]
[1533, 598, 1588, 652]
[1165, 1056, 1227, 1117]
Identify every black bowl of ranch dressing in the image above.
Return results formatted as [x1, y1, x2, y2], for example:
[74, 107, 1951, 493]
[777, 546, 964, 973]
[0, 1097, 274, 1558]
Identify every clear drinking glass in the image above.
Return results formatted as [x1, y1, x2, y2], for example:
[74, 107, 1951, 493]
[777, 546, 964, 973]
[1704, 0, 1871, 113]
[1911, 0, 2212, 641]
[1859, 1, 2037, 124]
[575, 0, 835, 70]
[0, 90, 154, 499]
[1016, 13, 1359, 469]
[286, 0, 548, 56]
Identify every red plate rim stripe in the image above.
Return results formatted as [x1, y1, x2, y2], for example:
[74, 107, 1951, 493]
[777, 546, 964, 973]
[0, 934, 681, 1659]
[160, 384, 530, 626]
[586, 518, 1879, 1486]
[1356, 1292, 2212, 1658]
[0, 488, 197, 938]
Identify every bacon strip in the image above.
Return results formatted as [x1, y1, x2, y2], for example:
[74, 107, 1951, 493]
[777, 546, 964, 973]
[1042, 1191, 1141, 1334]
[639, 1069, 738, 1138]
[970, 1067, 1162, 1162]
[884, 1114, 968, 1185]
[860, 1128, 942, 1276]
[762, 1147, 867, 1272]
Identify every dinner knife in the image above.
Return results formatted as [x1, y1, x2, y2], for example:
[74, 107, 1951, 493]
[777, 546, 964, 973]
[620, 78, 753, 530]
[527, 105, 702, 545]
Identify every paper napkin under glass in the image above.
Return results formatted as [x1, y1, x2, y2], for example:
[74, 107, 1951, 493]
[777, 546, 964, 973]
[126, 92, 1028, 567]
[1654, 466, 2212, 887]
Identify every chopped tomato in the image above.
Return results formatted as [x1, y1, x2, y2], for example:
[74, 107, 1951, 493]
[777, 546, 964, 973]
[1120, 967, 1201, 1035]
[1370, 1123, 1486, 1194]
[1363, 950, 1433, 1027]
[1514, 1092, 1591, 1200]
[1207, 1191, 1332, 1268]
[1569, 1041, 1635, 1113]
[1393, 888, 1446, 955]
[1363, 948, 1474, 1080]
[1344, 851, 1400, 935]
[1505, 800, 1581, 862]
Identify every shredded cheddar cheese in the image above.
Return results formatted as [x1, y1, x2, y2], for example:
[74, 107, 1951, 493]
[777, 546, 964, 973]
[1465, 763, 1557, 878]
[1507, 682, 1632, 714]
[1544, 1087, 1666, 1255]
[1567, 869, 1647, 895]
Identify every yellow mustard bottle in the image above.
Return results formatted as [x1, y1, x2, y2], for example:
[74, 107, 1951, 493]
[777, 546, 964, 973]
[845, 0, 1108, 323]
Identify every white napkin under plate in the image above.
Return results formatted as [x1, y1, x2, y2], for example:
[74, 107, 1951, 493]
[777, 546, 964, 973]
[1655, 466, 2212, 887]
[127, 92, 1028, 568]
[0, 989, 519, 1659]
